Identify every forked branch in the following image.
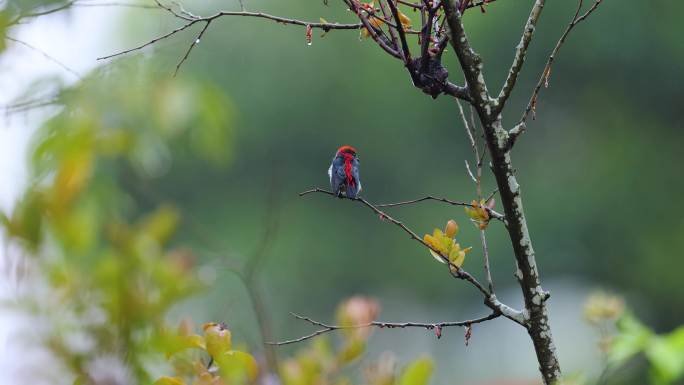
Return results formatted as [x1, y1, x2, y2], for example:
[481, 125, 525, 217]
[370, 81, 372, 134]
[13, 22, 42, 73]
[268, 311, 500, 346]
[509, 0, 604, 146]
[496, 0, 547, 111]
[298, 188, 525, 325]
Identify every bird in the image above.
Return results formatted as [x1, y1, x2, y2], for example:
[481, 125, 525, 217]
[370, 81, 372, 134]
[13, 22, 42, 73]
[328, 145, 362, 199]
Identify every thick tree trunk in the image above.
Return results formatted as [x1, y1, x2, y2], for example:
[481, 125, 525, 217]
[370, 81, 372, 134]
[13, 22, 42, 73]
[481, 115, 561, 384]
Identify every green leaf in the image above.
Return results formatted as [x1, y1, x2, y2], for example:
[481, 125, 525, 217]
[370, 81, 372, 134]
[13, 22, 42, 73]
[399, 357, 434, 385]
[215, 350, 258, 384]
[609, 313, 653, 366]
[161, 332, 206, 359]
[645, 326, 684, 383]
[204, 323, 232, 358]
[138, 205, 180, 245]
[0, 12, 7, 54]
[337, 339, 365, 365]
[153, 377, 186, 385]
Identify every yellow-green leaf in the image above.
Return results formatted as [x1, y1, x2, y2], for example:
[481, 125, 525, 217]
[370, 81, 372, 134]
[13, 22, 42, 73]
[399, 358, 434, 385]
[204, 322, 232, 358]
[138, 205, 180, 245]
[397, 10, 412, 30]
[0, 12, 7, 53]
[360, 17, 384, 39]
[215, 350, 258, 383]
[338, 339, 366, 364]
[154, 377, 187, 385]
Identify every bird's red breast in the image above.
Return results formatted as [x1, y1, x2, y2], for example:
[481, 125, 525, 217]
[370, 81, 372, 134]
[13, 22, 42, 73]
[336, 145, 357, 187]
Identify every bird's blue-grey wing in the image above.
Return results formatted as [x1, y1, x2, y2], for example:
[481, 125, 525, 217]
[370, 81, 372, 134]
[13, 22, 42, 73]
[352, 158, 361, 194]
[329, 156, 345, 195]
[346, 158, 361, 198]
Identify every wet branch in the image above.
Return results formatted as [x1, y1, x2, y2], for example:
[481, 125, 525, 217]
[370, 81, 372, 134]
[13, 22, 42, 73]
[298, 188, 525, 325]
[375, 196, 505, 222]
[268, 311, 500, 346]
[509, 0, 604, 147]
[496, 0, 547, 111]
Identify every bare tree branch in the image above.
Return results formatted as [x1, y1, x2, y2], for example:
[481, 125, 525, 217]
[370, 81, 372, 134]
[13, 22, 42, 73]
[7, 0, 161, 26]
[97, 20, 197, 60]
[97, 9, 364, 62]
[457, 98, 495, 295]
[377, 0, 400, 49]
[509, 0, 604, 147]
[173, 20, 211, 76]
[480, 230, 494, 293]
[5, 36, 81, 79]
[496, 0, 547, 111]
[298, 188, 524, 325]
[442, 1, 489, 105]
[2, 96, 61, 115]
[375, 195, 505, 222]
[268, 311, 500, 346]
[346, 0, 402, 59]
[7, 0, 75, 25]
[386, 0, 412, 64]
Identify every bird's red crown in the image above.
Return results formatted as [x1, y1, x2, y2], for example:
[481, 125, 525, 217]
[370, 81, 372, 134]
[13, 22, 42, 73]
[336, 145, 357, 156]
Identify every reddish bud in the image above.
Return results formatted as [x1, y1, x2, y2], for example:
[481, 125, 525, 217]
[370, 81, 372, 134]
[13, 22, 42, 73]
[305, 25, 313, 46]
[464, 325, 472, 346]
[434, 325, 442, 339]
[445, 220, 459, 238]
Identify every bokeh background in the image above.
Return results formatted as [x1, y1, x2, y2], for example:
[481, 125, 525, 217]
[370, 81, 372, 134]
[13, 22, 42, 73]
[1, 0, 682, 384]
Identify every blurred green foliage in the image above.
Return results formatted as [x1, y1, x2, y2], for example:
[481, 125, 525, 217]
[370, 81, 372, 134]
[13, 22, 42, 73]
[1, 64, 236, 383]
[611, 315, 684, 385]
[583, 292, 684, 385]
[0, 58, 435, 384]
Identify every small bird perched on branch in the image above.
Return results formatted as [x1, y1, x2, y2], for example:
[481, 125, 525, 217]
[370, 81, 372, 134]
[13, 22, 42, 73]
[328, 145, 362, 199]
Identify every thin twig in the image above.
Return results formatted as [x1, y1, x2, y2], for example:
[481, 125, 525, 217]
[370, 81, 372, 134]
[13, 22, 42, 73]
[344, 0, 401, 58]
[268, 311, 500, 345]
[460, 93, 494, 296]
[386, 0, 412, 64]
[297, 188, 525, 328]
[2, 97, 61, 114]
[155, 0, 194, 21]
[171, 0, 200, 19]
[98, 9, 363, 61]
[495, 0, 546, 111]
[173, 20, 211, 76]
[8, 0, 160, 25]
[5, 37, 81, 79]
[480, 230, 494, 293]
[397, 0, 424, 9]
[419, 1, 438, 69]
[510, 0, 603, 146]
[97, 20, 198, 60]
[484, 189, 498, 203]
[7, 1, 75, 25]
[298, 188, 492, 299]
[465, 160, 477, 184]
[377, 0, 399, 49]
[73, 2, 160, 10]
[375, 195, 505, 222]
